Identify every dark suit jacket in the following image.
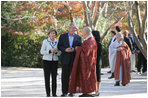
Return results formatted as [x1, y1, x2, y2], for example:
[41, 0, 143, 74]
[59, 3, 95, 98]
[124, 36, 132, 51]
[58, 33, 82, 65]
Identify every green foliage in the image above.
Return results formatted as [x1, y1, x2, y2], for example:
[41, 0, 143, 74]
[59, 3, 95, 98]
[1, 33, 46, 68]
[101, 35, 111, 68]
[96, 15, 114, 35]
[1, 1, 35, 33]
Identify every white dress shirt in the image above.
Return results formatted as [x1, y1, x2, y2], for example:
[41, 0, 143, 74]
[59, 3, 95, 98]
[68, 33, 75, 48]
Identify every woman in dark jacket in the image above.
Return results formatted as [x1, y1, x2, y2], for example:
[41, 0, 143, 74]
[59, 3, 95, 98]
[92, 30, 102, 96]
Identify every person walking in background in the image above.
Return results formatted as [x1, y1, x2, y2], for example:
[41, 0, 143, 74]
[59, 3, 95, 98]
[58, 23, 82, 97]
[123, 30, 132, 51]
[128, 32, 136, 72]
[69, 27, 97, 97]
[40, 28, 61, 97]
[136, 34, 147, 74]
[136, 46, 147, 74]
[108, 30, 117, 79]
[114, 33, 131, 86]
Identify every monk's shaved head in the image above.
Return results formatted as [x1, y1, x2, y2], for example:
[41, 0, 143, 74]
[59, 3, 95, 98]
[116, 32, 123, 39]
[116, 32, 123, 42]
[83, 26, 92, 34]
[82, 26, 92, 38]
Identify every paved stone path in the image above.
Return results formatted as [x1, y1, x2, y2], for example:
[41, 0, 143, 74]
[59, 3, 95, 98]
[1, 67, 147, 97]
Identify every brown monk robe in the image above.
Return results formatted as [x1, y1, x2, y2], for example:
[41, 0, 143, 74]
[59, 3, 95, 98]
[114, 40, 131, 86]
[68, 27, 97, 96]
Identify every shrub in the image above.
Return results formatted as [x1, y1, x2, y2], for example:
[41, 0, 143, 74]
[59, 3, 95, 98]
[1, 33, 46, 68]
[101, 37, 110, 68]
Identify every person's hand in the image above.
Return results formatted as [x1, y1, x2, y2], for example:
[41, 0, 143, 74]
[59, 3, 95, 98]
[65, 48, 71, 52]
[51, 49, 54, 53]
[65, 48, 74, 53]
[117, 48, 121, 51]
[53, 48, 57, 53]
[51, 49, 57, 53]
[75, 46, 78, 51]
[70, 47, 74, 52]
[137, 50, 140, 53]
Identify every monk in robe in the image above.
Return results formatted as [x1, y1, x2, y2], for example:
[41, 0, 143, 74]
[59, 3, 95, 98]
[114, 33, 131, 86]
[68, 27, 97, 97]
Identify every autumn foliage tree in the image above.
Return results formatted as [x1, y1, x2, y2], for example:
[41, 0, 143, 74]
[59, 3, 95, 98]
[1, 1, 84, 36]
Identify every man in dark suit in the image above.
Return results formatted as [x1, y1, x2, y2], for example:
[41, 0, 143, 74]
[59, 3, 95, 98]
[58, 23, 82, 97]
[136, 35, 147, 74]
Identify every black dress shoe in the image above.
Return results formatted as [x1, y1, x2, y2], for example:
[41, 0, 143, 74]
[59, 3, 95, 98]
[107, 70, 111, 73]
[114, 81, 120, 86]
[79, 94, 89, 97]
[79, 94, 94, 97]
[122, 84, 126, 86]
[68, 93, 74, 97]
[108, 73, 114, 79]
[131, 70, 136, 73]
[79, 94, 85, 97]
[47, 95, 50, 97]
[61, 94, 67, 97]
[53, 95, 57, 97]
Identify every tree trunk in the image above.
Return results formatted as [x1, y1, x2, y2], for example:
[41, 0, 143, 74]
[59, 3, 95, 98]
[83, 1, 108, 30]
[135, 1, 147, 55]
[127, 2, 147, 59]
[128, 15, 147, 59]
[83, 1, 92, 27]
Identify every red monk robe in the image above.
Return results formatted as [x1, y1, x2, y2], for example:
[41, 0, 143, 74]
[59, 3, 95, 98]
[69, 37, 97, 94]
[114, 41, 131, 85]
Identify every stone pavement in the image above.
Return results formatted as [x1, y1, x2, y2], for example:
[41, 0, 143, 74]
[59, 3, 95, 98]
[1, 67, 147, 97]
